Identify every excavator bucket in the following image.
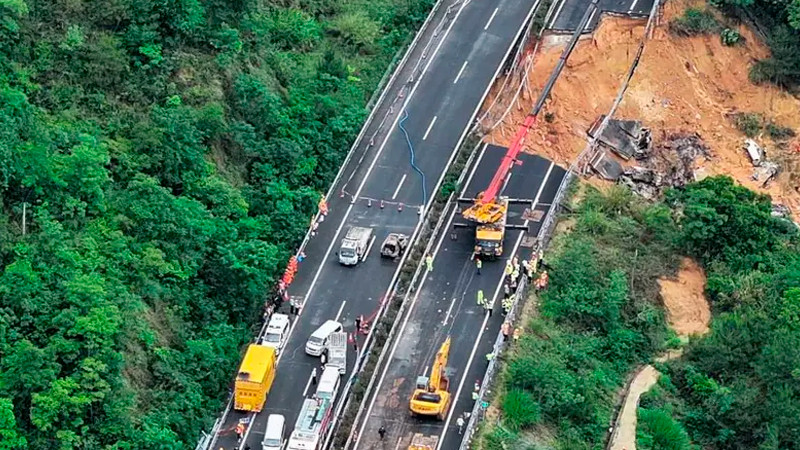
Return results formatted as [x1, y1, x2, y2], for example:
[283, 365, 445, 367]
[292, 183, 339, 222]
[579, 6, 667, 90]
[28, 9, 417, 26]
[462, 201, 506, 225]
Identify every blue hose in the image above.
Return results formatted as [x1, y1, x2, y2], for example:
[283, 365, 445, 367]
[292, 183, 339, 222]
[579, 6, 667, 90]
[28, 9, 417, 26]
[398, 110, 428, 206]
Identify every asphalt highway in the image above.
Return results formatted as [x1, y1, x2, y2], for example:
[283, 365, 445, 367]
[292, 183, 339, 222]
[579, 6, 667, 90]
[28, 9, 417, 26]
[548, 0, 654, 31]
[354, 145, 566, 450]
[212, 0, 543, 448]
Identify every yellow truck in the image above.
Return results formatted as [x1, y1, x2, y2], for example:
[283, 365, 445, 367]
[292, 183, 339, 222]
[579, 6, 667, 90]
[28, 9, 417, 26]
[234, 344, 277, 412]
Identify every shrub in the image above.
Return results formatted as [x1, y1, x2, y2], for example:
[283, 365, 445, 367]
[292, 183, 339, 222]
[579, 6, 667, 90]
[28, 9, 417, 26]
[720, 28, 741, 46]
[733, 112, 763, 137]
[502, 389, 541, 431]
[669, 8, 721, 36]
[766, 122, 796, 140]
[637, 408, 693, 450]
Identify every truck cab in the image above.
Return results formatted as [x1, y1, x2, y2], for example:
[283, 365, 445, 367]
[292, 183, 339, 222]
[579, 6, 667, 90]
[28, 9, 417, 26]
[338, 226, 374, 265]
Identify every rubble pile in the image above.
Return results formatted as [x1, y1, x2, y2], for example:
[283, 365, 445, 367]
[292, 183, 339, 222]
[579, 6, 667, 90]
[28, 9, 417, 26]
[743, 139, 781, 187]
[618, 132, 712, 199]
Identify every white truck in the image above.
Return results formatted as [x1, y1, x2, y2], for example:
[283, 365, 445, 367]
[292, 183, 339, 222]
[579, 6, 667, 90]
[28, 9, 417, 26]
[286, 368, 340, 450]
[326, 331, 347, 374]
[286, 398, 331, 450]
[338, 226, 374, 266]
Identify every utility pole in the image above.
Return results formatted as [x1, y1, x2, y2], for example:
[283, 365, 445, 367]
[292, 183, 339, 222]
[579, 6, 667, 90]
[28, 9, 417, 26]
[22, 202, 27, 236]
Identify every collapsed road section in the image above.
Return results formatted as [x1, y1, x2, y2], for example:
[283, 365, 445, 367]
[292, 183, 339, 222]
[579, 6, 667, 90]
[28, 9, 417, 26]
[205, 0, 546, 449]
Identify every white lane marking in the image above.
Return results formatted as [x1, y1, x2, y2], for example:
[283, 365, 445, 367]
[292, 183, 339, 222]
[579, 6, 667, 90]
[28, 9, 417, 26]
[362, 235, 377, 262]
[549, 0, 567, 28]
[484, 7, 499, 30]
[423, 365, 430, 377]
[335, 300, 347, 322]
[438, 162, 556, 450]
[302, 370, 315, 396]
[453, 60, 468, 84]
[392, 174, 407, 200]
[234, 0, 471, 443]
[423, 116, 438, 141]
[354, 146, 488, 449]
[584, 6, 598, 30]
[442, 297, 458, 326]
[627, 0, 639, 13]
[240, 411, 257, 444]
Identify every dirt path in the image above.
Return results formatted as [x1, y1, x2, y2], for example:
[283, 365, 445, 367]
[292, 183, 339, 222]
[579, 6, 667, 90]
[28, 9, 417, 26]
[608, 258, 710, 450]
[608, 366, 661, 450]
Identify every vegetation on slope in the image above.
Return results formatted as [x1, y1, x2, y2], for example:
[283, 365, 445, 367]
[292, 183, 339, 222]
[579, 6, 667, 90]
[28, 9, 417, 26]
[480, 176, 800, 449]
[638, 177, 800, 450]
[708, 0, 800, 88]
[481, 186, 677, 450]
[0, 0, 432, 447]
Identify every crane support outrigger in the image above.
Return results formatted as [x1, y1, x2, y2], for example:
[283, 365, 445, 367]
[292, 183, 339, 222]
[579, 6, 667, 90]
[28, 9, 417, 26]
[456, 0, 599, 259]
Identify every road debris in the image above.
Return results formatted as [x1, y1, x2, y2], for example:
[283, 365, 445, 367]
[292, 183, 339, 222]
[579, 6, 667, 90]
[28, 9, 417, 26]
[588, 116, 652, 160]
[618, 132, 711, 199]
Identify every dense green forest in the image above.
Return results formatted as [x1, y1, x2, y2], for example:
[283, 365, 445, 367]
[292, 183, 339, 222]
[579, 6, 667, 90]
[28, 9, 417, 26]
[0, 0, 432, 447]
[638, 177, 800, 450]
[480, 177, 800, 450]
[481, 185, 678, 449]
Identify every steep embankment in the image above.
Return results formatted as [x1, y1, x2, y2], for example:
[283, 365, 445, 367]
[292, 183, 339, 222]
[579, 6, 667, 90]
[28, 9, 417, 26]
[489, 0, 800, 208]
[609, 258, 711, 450]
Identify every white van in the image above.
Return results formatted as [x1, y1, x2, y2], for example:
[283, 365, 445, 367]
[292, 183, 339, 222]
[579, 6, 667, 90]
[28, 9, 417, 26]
[315, 366, 341, 400]
[305, 320, 342, 356]
[262, 313, 290, 353]
[261, 414, 285, 450]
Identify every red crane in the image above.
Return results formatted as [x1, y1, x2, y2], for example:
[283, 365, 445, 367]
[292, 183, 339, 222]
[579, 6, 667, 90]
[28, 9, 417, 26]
[462, 6, 591, 225]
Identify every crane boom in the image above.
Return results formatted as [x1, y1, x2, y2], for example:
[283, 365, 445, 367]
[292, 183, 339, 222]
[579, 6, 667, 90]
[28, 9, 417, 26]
[470, 0, 599, 208]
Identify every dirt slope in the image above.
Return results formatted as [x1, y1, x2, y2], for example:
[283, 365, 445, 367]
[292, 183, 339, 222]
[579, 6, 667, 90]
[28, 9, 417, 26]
[658, 257, 711, 337]
[487, 0, 800, 209]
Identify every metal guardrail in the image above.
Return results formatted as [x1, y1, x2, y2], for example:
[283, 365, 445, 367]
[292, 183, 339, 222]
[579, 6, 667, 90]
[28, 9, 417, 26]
[196, 0, 463, 448]
[341, 138, 483, 449]
[457, 274, 529, 450]
[457, 0, 666, 446]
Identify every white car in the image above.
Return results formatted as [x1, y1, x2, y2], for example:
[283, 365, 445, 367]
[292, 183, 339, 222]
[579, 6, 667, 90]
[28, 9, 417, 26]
[262, 314, 290, 353]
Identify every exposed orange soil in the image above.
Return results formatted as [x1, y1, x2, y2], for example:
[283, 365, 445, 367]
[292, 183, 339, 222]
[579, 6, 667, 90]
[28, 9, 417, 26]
[486, 0, 800, 210]
[658, 257, 710, 338]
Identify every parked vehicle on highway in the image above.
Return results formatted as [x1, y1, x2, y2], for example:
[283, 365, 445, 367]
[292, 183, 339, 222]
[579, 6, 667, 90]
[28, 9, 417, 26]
[325, 331, 347, 374]
[409, 337, 451, 420]
[380, 232, 409, 259]
[286, 397, 334, 450]
[408, 433, 439, 450]
[261, 414, 286, 450]
[261, 313, 290, 354]
[234, 344, 277, 412]
[305, 320, 343, 356]
[315, 366, 341, 400]
[338, 226, 374, 265]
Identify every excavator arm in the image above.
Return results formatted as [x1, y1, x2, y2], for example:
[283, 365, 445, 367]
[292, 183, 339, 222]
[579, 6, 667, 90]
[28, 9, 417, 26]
[428, 337, 451, 390]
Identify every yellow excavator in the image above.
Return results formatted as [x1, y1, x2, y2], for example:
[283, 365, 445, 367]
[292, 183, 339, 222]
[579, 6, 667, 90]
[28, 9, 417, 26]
[409, 337, 451, 420]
